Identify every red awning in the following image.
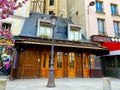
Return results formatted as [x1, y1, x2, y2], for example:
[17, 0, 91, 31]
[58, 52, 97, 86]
[102, 42, 120, 51]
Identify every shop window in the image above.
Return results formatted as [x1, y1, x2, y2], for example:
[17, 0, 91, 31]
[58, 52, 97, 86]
[57, 52, 62, 68]
[90, 55, 101, 69]
[106, 57, 117, 68]
[117, 56, 120, 67]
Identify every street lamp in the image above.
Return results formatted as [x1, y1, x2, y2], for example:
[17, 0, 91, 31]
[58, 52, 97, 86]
[47, 13, 57, 88]
[87, 1, 95, 14]
[87, 1, 95, 38]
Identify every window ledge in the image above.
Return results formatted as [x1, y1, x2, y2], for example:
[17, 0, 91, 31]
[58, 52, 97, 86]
[96, 11, 106, 14]
[111, 14, 120, 17]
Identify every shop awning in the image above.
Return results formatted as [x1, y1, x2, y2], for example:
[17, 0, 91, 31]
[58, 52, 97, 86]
[15, 36, 109, 55]
[102, 42, 120, 51]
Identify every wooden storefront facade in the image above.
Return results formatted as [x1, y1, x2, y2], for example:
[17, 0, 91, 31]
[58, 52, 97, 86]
[10, 36, 109, 79]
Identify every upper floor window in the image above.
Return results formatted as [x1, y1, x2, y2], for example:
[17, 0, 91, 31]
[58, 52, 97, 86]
[111, 4, 118, 15]
[49, 0, 54, 6]
[68, 24, 81, 41]
[96, 1, 103, 13]
[1, 23, 11, 30]
[49, 11, 54, 15]
[97, 19, 106, 35]
[37, 19, 52, 38]
[113, 21, 120, 36]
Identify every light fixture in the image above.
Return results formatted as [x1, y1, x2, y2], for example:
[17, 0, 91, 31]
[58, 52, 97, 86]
[47, 13, 57, 88]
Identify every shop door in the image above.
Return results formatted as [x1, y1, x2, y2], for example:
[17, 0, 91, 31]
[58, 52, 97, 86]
[55, 52, 63, 78]
[40, 50, 50, 78]
[83, 53, 90, 78]
[68, 52, 76, 78]
[20, 48, 38, 78]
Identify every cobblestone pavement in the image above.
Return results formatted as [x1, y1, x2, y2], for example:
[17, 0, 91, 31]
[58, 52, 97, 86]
[0, 76, 120, 90]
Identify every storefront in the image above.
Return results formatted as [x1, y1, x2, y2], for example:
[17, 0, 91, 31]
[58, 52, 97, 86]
[91, 35, 120, 78]
[10, 36, 109, 79]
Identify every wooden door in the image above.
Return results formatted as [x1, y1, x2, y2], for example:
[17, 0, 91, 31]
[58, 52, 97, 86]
[76, 53, 83, 77]
[20, 48, 38, 78]
[82, 53, 90, 78]
[55, 51, 64, 78]
[68, 52, 76, 78]
[40, 50, 50, 78]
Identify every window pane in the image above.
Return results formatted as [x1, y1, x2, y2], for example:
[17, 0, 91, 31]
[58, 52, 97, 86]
[113, 22, 120, 36]
[43, 52, 46, 68]
[96, 2, 103, 12]
[57, 52, 62, 68]
[111, 5, 117, 15]
[74, 31, 79, 40]
[2, 23, 11, 30]
[118, 56, 120, 67]
[39, 26, 51, 37]
[106, 57, 117, 68]
[69, 53, 74, 68]
[97, 19, 105, 34]
[49, 0, 54, 5]
[69, 30, 74, 40]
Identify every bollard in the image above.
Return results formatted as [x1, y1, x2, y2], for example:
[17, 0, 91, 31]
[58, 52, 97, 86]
[0, 79, 7, 90]
[103, 78, 111, 90]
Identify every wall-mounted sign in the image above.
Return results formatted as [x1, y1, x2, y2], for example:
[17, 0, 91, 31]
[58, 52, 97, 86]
[91, 35, 120, 42]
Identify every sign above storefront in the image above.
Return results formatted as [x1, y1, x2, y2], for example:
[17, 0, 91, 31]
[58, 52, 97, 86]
[91, 35, 120, 42]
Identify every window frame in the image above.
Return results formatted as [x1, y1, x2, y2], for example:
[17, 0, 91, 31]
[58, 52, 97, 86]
[97, 18, 106, 35]
[96, 1, 104, 13]
[37, 19, 52, 38]
[49, 0, 54, 6]
[113, 21, 120, 36]
[68, 24, 81, 41]
[110, 4, 118, 15]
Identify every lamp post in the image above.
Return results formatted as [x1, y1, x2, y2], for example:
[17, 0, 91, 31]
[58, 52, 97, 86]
[87, 1, 95, 38]
[47, 13, 57, 88]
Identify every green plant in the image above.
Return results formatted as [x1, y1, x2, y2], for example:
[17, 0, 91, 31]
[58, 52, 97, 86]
[40, 34, 51, 39]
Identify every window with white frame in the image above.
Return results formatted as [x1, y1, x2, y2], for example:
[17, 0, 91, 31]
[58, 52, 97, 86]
[38, 20, 52, 38]
[68, 25, 81, 41]
[113, 21, 120, 36]
[97, 19, 106, 35]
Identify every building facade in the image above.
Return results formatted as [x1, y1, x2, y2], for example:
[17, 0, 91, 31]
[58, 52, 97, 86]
[10, 12, 108, 79]
[30, 0, 67, 18]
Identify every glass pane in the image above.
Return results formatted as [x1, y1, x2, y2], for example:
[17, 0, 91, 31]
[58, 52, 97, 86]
[50, 0, 54, 5]
[118, 56, 120, 67]
[74, 31, 79, 40]
[90, 55, 101, 69]
[45, 27, 51, 36]
[57, 52, 62, 68]
[106, 56, 117, 68]
[69, 53, 74, 68]
[43, 52, 46, 68]
[83, 54, 86, 69]
[69, 31, 74, 40]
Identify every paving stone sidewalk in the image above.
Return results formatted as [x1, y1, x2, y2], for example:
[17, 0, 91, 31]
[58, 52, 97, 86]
[0, 76, 120, 90]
